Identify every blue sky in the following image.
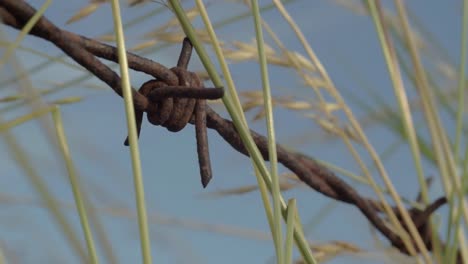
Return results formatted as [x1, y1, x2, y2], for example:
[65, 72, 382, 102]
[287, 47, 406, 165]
[0, 1, 462, 263]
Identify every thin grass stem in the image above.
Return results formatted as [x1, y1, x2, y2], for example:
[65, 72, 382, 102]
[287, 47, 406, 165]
[284, 199, 296, 264]
[249, 1, 283, 262]
[168, 1, 316, 263]
[51, 106, 99, 264]
[109, 1, 152, 263]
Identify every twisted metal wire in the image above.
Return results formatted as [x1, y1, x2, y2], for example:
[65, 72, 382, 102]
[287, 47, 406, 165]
[124, 39, 222, 187]
[0, 1, 457, 260]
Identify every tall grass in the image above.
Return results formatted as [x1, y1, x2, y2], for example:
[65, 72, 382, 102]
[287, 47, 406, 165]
[0, 1, 466, 263]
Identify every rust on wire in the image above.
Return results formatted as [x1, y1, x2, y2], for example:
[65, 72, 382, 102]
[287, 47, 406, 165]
[0, 0, 458, 261]
[124, 38, 220, 187]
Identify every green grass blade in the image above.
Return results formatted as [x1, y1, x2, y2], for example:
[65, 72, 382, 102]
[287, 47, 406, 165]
[0, 115, 87, 261]
[51, 106, 99, 264]
[194, 2, 279, 260]
[455, 0, 468, 161]
[445, 1, 468, 262]
[109, 1, 152, 263]
[365, 1, 432, 258]
[168, 1, 316, 263]
[284, 199, 296, 264]
[249, 1, 283, 262]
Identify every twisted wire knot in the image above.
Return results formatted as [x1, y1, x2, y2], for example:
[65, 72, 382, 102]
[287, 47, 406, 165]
[124, 38, 224, 187]
[141, 67, 201, 132]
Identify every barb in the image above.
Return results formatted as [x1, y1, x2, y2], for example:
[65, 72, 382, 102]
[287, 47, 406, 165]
[0, 0, 456, 260]
[121, 39, 219, 187]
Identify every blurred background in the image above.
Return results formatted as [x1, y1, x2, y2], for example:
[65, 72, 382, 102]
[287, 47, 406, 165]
[0, 1, 464, 263]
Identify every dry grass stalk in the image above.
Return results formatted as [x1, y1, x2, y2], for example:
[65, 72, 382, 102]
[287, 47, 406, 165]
[295, 241, 363, 263]
[66, 1, 107, 25]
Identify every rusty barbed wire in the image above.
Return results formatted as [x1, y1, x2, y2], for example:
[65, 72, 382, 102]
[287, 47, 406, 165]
[0, 0, 457, 261]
